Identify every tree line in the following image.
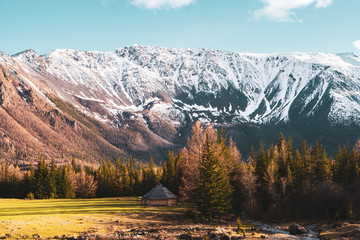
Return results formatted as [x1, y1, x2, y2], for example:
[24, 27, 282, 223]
[172, 122, 360, 220]
[0, 121, 359, 221]
[0, 156, 160, 200]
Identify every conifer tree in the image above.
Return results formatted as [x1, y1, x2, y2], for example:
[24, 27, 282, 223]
[71, 157, 79, 173]
[34, 156, 49, 199]
[179, 121, 204, 202]
[127, 158, 135, 194]
[347, 149, 360, 184]
[266, 145, 278, 202]
[334, 145, 350, 185]
[22, 164, 34, 198]
[275, 136, 293, 198]
[293, 150, 307, 191]
[161, 150, 177, 193]
[145, 157, 157, 191]
[133, 163, 142, 195]
[311, 142, 331, 182]
[255, 140, 271, 210]
[174, 151, 184, 196]
[56, 166, 75, 198]
[196, 135, 232, 220]
[47, 158, 57, 198]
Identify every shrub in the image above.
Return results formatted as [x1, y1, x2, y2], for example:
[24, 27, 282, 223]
[184, 209, 200, 223]
[26, 192, 34, 200]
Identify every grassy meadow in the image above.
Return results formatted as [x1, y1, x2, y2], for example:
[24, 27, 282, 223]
[0, 197, 185, 238]
[1, 197, 358, 239]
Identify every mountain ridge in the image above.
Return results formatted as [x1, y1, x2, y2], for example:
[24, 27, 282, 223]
[11, 46, 360, 123]
[1, 45, 360, 163]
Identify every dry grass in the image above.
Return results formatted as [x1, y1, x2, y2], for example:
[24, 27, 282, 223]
[2, 197, 358, 239]
[0, 197, 185, 238]
[318, 222, 360, 239]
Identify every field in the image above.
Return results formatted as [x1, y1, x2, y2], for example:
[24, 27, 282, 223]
[0, 197, 185, 239]
[0, 198, 270, 239]
[1, 198, 359, 239]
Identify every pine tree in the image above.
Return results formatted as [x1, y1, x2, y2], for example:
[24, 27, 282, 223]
[56, 166, 75, 199]
[347, 149, 360, 184]
[196, 135, 232, 220]
[34, 156, 49, 199]
[117, 162, 130, 196]
[311, 142, 331, 182]
[47, 158, 57, 198]
[334, 145, 350, 185]
[275, 135, 293, 198]
[127, 158, 135, 195]
[174, 151, 183, 196]
[71, 157, 79, 173]
[293, 150, 307, 191]
[162, 151, 177, 193]
[255, 140, 271, 210]
[145, 158, 157, 191]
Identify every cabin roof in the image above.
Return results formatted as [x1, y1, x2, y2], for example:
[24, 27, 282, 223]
[142, 183, 177, 200]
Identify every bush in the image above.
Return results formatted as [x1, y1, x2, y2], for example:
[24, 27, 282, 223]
[26, 192, 34, 200]
[184, 209, 200, 223]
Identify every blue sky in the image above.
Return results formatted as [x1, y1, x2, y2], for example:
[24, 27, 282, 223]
[0, 0, 359, 55]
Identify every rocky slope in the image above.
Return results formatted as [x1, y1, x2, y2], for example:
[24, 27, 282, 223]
[1, 46, 360, 163]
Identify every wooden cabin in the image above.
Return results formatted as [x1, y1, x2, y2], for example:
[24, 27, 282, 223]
[141, 183, 178, 206]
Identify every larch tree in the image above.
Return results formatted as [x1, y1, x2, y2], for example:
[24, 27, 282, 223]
[179, 121, 204, 202]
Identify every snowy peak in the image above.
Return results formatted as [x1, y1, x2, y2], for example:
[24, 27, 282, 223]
[7, 46, 360, 128]
[2, 45, 360, 161]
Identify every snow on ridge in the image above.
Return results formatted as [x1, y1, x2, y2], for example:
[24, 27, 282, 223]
[5, 45, 360, 126]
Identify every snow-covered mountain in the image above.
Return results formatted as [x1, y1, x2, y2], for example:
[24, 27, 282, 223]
[1, 45, 360, 161]
[10, 45, 360, 125]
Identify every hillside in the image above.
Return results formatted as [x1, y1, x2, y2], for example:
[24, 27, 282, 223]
[1, 46, 360, 163]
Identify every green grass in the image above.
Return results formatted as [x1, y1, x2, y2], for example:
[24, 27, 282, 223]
[0, 197, 185, 239]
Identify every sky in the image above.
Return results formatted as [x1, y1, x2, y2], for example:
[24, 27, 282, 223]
[0, 0, 359, 55]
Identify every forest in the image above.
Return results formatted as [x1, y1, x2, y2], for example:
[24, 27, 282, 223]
[0, 121, 359, 221]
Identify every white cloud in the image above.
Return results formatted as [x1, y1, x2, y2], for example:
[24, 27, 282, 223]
[254, 0, 333, 22]
[315, 0, 333, 8]
[354, 40, 360, 51]
[131, 0, 195, 10]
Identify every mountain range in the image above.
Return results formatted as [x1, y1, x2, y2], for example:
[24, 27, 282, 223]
[1, 45, 360, 164]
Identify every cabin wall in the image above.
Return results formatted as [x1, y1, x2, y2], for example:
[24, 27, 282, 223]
[142, 198, 178, 206]
[149, 199, 168, 206]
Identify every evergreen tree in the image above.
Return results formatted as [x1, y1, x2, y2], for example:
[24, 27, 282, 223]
[196, 136, 232, 220]
[293, 150, 307, 191]
[71, 157, 79, 173]
[34, 156, 49, 199]
[144, 158, 157, 191]
[255, 140, 271, 210]
[56, 166, 75, 198]
[127, 158, 135, 195]
[311, 142, 331, 182]
[47, 158, 57, 198]
[347, 149, 360, 184]
[174, 151, 184, 196]
[334, 145, 350, 185]
[275, 136, 293, 198]
[161, 151, 177, 193]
